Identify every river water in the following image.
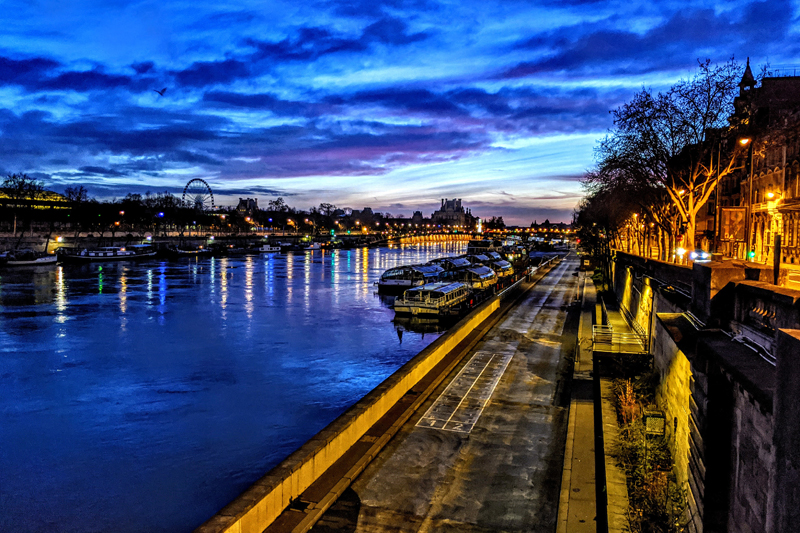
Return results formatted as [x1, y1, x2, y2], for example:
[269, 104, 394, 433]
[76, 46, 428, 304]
[0, 242, 466, 532]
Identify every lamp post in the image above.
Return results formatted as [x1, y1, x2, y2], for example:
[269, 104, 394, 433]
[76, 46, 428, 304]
[740, 137, 754, 260]
[766, 191, 783, 283]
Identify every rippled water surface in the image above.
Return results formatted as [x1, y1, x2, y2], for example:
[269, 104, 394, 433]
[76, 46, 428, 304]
[0, 242, 466, 532]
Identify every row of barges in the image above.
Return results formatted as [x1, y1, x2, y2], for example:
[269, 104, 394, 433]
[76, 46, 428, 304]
[381, 239, 536, 317]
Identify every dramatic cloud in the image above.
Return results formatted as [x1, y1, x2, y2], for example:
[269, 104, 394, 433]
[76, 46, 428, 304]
[0, 0, 793, 224]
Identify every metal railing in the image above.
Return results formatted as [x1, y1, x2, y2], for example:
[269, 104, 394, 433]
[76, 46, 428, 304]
[600, 297, 609, 326]
[592, 324, 648, 354]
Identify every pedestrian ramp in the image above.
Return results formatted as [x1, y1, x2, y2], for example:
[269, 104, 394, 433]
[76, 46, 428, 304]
[416, 350, 512, 434]
[592, 296, 648, 354]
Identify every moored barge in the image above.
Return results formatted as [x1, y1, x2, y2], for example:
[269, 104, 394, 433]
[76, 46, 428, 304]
[393, 281, 470, 315]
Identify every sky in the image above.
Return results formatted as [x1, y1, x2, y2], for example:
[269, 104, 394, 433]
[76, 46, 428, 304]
[1, 0, 797, 225]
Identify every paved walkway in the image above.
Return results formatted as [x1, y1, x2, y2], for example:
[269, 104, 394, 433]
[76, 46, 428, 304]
[314, 254, 581, 532]
[557, 273, 597, 533]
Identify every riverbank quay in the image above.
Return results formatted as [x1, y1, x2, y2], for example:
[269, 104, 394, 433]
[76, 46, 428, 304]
[194, 255, 568, 533]
[308, 254, 581, 532]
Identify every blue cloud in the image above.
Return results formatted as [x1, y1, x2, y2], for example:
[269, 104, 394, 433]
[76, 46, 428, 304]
[173, 59, 250, 87]
[501, 1, 794, 77]
[38, 68, 134, 91]
[0, 55, 59, 86]
[362, 18, 428, 45]
[78, 166, 127, 177]
[202, 91, 323, 116]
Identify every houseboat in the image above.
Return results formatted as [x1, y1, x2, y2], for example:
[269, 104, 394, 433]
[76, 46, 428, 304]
[484, 252, 514, 278]
[466, 239, 504, 255]
[393, 281, 470, 316]
[0, 250, 58, 266]
[429, 255, 472, 274]
[455, 265, 498, 291]
[465, 253, 492, 265]
[377, 264, 444, 293]
[260, 244, 281, 253]
[59, 244, 157, 262]
[164, 245, 213, 258]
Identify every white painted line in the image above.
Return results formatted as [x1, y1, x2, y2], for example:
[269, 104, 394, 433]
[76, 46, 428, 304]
[417, 350, 514, 434]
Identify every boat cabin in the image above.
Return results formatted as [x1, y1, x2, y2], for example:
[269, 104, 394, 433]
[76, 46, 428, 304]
[378, 264, 444, 292]
[456, 265, 498, 291]
[490, 259, 514, 277]
[429, 256, 472, 271]
[393, 282, 470, 315]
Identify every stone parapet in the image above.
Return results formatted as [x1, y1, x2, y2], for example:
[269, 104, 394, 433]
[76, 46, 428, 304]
[690, 260, 772, 325]
[772, 329, 800, 533]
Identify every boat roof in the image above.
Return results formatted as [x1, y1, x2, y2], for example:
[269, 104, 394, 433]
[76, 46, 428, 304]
[405, 281, 467, 295]
[382, 264, 444, 278]
[492, 260, 512, 267]
[430, 256, 471, 268]
[467, 265, 495, 277]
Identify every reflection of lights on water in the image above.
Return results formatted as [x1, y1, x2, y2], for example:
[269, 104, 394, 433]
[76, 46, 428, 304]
[220, 258, 228, 315]
[119, 271, 128, 315]
[245, 256, 254, 320]
[55, 266, 68, 323]
[362, 250, 369, 285]
[304, 253, 311, 312]
[210, 257, 216, 294]
[147, 268, 153, 304]
[265, 254, 275, 304]
[158, 265, 167, 310]
[331, 252, 340, 307]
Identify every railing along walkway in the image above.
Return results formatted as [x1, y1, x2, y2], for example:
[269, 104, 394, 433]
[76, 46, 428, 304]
[593, 298, 648, 354]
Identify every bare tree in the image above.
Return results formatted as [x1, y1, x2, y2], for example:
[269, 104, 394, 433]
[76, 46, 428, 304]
[318, 202, 337, 216]
[2, 173, 44, 241]
[64, 185, 89, 203]
[597, 58, 748, 251]
[268, 197, 289, 212]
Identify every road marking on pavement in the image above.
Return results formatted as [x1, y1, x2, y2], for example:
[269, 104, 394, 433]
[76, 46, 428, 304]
[416, 350, 513, 434]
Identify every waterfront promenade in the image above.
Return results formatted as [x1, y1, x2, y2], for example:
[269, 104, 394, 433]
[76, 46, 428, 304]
[311, 254, 583, 532]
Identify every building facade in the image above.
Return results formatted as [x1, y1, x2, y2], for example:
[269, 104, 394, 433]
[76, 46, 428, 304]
[715, 62, 800, 287]
[431, 198, 474, 228]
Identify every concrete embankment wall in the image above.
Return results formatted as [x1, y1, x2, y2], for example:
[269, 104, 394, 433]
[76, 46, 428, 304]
[196, 258, 560, 533]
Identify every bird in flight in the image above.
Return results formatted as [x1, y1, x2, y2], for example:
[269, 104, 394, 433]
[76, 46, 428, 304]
[154, 88, 167, 96]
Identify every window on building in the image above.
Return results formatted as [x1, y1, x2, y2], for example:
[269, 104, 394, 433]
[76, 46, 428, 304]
[795, 219, 799, 248]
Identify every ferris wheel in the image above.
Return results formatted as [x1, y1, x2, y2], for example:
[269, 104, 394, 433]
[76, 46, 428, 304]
[182, 178, 215, 211]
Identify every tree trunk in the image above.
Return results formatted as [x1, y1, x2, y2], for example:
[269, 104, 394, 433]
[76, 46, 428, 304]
[43, 216, 55, 254]
[684, 215, 696, 254]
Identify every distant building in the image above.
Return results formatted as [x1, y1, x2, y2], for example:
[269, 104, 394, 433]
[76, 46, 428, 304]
[411, 211, 425, 225]
[350, 207, 374, 225]
[236, 197, 258, 214]
[431, 198, 474, 228]
[0, 188, 70, 210]
[531, 219, 571, 232]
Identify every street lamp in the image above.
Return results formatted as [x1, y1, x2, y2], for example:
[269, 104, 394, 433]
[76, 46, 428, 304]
[741, 136, 755, 260]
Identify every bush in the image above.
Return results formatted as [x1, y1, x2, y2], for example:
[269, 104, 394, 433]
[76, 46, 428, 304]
[610, 377, 690, 532]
